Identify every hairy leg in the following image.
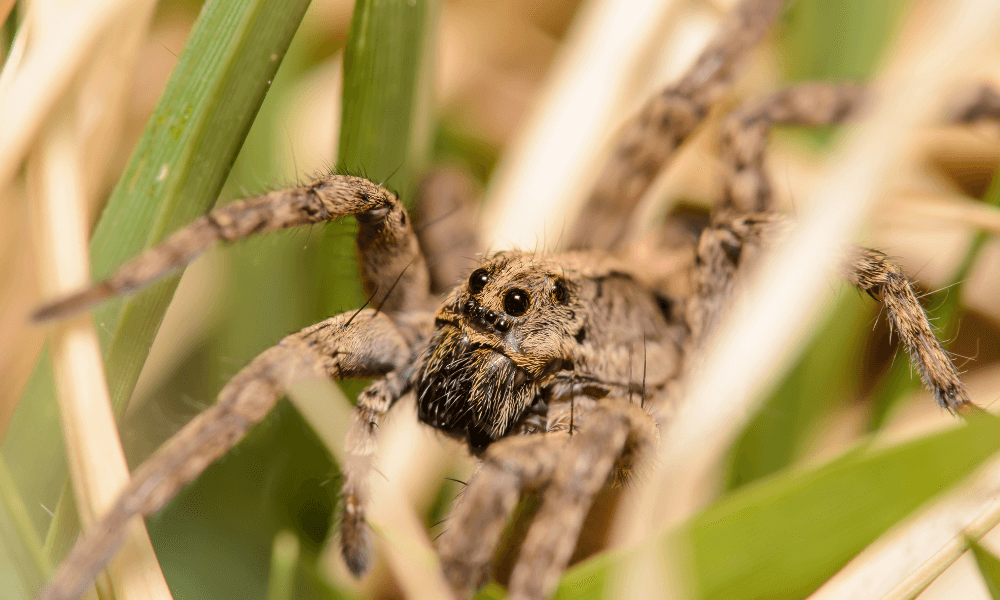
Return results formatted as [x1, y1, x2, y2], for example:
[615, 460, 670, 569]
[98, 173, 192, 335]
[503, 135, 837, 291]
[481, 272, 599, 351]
[413, 167, 482, 294]
[719, 82, 863, 213]
[848, 249, 970, 411]
[507, 402, 657, 600]
[33, 174, 430, 320]
[438, 400, 657, 600]
[340, 364, 418, 576]
[439, 432, 571, 598]
[38, 308, 423, 600]
[567, 0, 786, 251]
[686, 213, 970, 412]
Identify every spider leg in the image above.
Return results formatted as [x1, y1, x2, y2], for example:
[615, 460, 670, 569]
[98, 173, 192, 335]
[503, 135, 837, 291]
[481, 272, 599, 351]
[507, 402, 657, 600]
[567, 0, 786, 251]
[413, 167, 482, 294]
[438, 401, 657, 600]
[38, 308, 423, 600]
[33, 174, 430, 320]
[848, 249, 970, 411]
[438, 432, 570, 598]
[719, 82, 863, 213]
[340, 365, 415, 576]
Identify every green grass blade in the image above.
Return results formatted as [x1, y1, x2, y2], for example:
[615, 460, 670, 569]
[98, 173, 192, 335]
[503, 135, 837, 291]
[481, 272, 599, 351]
[131, 0, 439, 597]
[337, 0, 435, 190]
[3, 0, 313, 557]
[0, 455, 50, 598]
[267, 531, 300, 600]
[312, 0, 437, 311]
[970, 540, 1000, 600]
[555, 414, 1000, 600]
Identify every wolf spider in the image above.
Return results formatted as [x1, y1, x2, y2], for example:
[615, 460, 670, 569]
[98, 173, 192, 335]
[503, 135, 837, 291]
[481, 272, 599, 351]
[33, 0, 988, 599]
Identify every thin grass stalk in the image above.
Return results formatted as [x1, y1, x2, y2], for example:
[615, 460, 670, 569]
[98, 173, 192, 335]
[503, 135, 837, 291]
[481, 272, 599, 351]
[30, 88, 170, 600]
[266, 531, 300, 600]
[882, 499, 1000, 600]
[479, 0, 679, 250]
[0, 0, 133, 193]
[0, 454, 50, 595]
[607, 1, 1000, 596]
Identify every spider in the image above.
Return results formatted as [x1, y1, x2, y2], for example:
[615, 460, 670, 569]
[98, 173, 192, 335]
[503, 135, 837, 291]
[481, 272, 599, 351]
[31, 0, 992, 598]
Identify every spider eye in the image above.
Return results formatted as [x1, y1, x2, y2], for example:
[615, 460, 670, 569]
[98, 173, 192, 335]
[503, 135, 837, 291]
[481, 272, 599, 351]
[503, 288, 530, 316]
[468, 268, 489, 294]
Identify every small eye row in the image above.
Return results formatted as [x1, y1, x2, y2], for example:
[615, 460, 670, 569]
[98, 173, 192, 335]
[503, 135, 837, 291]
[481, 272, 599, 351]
[463, 299, 512, 332]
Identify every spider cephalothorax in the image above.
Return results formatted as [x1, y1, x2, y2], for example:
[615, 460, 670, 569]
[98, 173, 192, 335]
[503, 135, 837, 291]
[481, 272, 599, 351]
[416, 251, 687, 453]
[417, 253, 583, 450]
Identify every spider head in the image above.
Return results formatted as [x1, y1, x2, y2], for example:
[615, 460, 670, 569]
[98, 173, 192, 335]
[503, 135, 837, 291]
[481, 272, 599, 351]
[416, 252, 580, 453]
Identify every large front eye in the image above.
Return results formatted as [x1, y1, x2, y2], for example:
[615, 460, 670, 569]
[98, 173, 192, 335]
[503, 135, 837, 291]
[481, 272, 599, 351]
[503, 288, 530, 316]
[469, 268, 489, 294]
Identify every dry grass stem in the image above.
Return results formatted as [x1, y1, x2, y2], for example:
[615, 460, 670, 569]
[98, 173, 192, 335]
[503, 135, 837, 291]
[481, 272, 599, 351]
[608, 0, 1000, 596]
[480, 0, 678, 250]
[27, 0, 169, 598]
[884, 193, 1000, 234]
[288, 375, 459, 599]
[31, 106, 170, 600]
[0, 0, 134, 194]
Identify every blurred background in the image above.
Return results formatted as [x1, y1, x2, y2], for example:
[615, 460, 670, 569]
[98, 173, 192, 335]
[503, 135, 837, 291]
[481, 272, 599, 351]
[2, 0, 1000, 598]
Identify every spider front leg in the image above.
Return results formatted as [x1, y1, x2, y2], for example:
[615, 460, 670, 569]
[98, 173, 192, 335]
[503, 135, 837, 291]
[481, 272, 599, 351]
[438, 401, 657, 600]
[33, 174, 430, 319]
[508, 401, 657, 600]
[849, 249, 970, 411]
[38, 308, 423, 600]
[340, 364, 417, 575]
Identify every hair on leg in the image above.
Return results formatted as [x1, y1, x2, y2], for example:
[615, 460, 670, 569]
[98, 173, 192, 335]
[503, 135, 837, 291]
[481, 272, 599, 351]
[33, 174, 430, 320]
[37, 308, 421, 600]
[848, 249, 971, 412]
[567, 0, 787, 251]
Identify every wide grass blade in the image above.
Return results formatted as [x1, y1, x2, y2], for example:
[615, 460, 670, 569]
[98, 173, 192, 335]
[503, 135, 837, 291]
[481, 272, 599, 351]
[3, 0, 313, 559]
[555, 414, 1000, 600]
